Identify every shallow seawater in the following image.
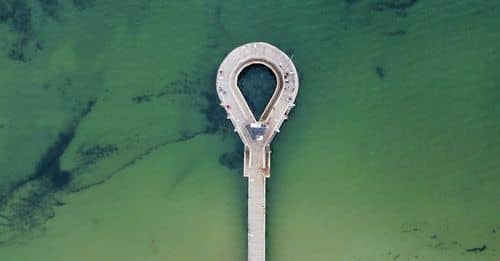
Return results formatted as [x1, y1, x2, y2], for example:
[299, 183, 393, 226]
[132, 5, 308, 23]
[237, 64, 277, 119]
[1, 0, 499, 260]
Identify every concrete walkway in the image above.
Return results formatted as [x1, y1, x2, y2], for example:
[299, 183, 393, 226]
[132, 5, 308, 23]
[216, 42, 299, 261]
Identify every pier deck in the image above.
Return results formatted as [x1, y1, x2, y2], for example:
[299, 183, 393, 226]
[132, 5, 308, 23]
[216, 42, 299, 261]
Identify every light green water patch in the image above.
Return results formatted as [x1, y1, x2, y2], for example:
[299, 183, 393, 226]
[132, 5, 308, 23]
[266, 1, 500, 260]
[0, 0, 221, 245]
[58, 0, 217, 189]
[1, 134, 246, 260]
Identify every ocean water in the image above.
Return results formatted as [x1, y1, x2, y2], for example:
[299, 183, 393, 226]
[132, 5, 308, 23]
[1, 0, 499, 260]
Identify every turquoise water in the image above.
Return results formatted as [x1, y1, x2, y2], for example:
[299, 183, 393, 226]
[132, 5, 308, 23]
[1, 0, 500, 260]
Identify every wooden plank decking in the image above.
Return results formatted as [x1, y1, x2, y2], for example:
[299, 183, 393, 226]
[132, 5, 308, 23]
[216, 42, 299, 261]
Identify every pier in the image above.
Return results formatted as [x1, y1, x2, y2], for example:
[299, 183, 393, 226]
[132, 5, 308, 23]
[216, 42, 299, 261]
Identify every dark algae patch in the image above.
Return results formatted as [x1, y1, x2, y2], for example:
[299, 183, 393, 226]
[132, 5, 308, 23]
[218, 143, 243, 170]
[38, 0, 59, 18]
[0, 0, 65, 61]
[37, 101, 96, 188]
[8, 36, 31, 62]
[0, 100, 95, 243]
[384, 29, 406, 36]
[72, 0, 95, 10]
[3, 0, 33, 34]
[130, 63, 240, 172]
[344, 0, 360, 6]
[465, 245, 487, 253]
[371, 0, 419, 17]
[201, 89, 231, 134]
[131, 72, 201, 104]
[375, 66, 385, 79]
[0, 0, 33, 61]
[33, 130, 75, 188]
[131, 94, 152, 104]
[77, 144, 118, 165]
[397, 221, 496, 258]
[373, 0, 419, 12]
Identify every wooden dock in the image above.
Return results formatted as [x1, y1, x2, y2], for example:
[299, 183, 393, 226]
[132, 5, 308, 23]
[216, 42, 299, 261]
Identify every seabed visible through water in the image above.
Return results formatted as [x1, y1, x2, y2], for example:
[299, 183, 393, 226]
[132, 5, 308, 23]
[0, 1, 500, 260]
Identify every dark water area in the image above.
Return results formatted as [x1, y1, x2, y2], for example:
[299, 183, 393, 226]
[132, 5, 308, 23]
[0, 0, 500, 260]
[237, 64, 277, 119]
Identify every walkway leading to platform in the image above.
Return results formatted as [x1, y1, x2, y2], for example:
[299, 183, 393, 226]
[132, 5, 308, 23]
[216, 42, 299, 261]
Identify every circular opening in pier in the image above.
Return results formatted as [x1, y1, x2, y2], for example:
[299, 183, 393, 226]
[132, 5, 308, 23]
[237, 64, 277, 119]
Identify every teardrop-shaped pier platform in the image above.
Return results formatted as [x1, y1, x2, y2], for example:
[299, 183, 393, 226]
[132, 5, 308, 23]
[216, 42, 299, 261]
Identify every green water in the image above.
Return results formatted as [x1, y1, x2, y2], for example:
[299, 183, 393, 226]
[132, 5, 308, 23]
[1, 0, 500, 260]
[237, 64, 277, 119]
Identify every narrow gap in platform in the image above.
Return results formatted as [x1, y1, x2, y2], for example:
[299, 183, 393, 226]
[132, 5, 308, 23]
[237, 64, 277, 119]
